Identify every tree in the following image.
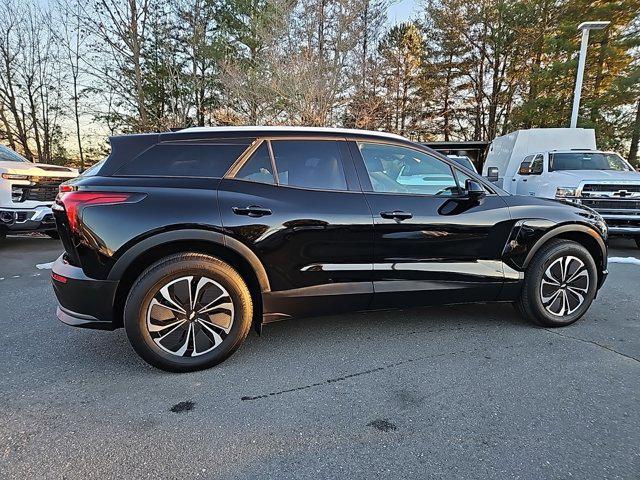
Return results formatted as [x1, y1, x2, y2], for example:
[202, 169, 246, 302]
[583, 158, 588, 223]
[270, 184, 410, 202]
[378, 22, 424, 136]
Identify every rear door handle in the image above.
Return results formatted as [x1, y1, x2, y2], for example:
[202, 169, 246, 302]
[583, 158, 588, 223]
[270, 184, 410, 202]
[232, 205, 272, 217]
[380, 210, 412, 220]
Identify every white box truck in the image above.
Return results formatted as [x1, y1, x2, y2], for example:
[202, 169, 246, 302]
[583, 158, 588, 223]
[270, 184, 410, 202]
[483, 128, 640, 247]
[0, 145, 78, 240]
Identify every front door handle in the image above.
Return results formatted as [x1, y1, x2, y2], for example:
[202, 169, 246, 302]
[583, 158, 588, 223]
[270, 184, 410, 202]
[380, 210, 413, 220]
[232, 205, 272, 217]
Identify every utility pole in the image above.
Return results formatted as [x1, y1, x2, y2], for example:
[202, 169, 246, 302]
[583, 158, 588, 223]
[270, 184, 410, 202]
[570, 21, 610, 128]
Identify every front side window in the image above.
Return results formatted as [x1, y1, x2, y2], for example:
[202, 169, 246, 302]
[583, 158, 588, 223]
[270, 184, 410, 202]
[116, 141, 252, 177]
[518, 155, 534, 175]
[359, 142, 458, 196]
[235, 143, 275, 184]
[270, 140, 347, 191]
[530, 154, 544, 175]
[550, 152, 632, 172]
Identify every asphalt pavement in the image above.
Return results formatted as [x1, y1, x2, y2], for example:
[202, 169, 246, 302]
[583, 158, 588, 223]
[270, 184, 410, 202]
[0, 235, 638, 479]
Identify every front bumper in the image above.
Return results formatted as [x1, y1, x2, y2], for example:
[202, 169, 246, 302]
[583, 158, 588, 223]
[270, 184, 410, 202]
[51, 254, 119, 330]
[0, 206, 57, 233]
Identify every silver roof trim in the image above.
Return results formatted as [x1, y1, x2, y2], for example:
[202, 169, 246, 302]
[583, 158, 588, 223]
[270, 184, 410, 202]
[179, 125, 409, 141]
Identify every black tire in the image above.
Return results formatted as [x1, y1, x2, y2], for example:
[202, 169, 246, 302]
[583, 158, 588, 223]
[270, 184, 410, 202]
[124, 253, 253, 372]
[516, 239, 597, 327]
[45, 230, 60, 239]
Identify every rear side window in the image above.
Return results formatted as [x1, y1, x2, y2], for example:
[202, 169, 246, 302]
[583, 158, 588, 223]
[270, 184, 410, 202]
[115, 142, 251, 178]
[270, 140, 347, 191]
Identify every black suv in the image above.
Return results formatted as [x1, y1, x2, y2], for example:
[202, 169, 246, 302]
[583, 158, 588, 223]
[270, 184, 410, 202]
[51, 127, 608, 372]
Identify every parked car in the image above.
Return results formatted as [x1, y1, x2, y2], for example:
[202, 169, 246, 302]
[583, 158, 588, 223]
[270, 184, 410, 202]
[0, 145, 78, 240]
[483, 128, 640, 247]
[51, 127, 608, 372]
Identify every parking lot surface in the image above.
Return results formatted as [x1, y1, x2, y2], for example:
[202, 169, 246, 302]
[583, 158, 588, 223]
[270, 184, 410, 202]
[1, 235, 638, 479]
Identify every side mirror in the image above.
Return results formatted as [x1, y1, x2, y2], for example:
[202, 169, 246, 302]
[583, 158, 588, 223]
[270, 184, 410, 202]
[465, 179, 485, 199]
[487, 166, 499, 182]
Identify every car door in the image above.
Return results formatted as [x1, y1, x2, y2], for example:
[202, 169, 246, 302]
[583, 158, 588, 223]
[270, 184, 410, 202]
[218, 138, 374, 322]
[349, 140, 513, 309]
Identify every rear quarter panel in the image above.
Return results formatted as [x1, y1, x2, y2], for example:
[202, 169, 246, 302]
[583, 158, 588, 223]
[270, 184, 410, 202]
[68, 176, 224, 279]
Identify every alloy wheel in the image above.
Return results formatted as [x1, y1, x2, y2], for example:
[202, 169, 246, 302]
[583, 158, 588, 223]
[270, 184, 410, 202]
[540, 255, 590, 317]
[146, 275, 234, 357]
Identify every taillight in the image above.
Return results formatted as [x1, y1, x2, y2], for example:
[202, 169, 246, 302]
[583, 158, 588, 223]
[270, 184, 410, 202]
[51, 273, 68, 283]
[56, 191, 135, 232]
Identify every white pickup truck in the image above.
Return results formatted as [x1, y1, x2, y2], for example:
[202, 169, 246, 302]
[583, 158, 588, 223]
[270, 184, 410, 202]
[483, 128, 640, 247]
[0, 145, 78, 240]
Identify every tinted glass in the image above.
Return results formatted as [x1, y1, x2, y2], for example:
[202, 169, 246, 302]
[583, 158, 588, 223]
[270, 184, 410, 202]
[235, 143, 275, 184]
[116, 142, 250, 177]
[550, 152, 632, 172]
[271, 140, 347, 191]
[359, 143, 457, 195]
[80, 159, 105, 177]
[0, 145, 29, 162]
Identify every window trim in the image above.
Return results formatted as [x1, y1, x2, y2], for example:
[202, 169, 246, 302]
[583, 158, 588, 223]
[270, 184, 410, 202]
[227, 136, 357, 193]
[352, 139, 493, 198]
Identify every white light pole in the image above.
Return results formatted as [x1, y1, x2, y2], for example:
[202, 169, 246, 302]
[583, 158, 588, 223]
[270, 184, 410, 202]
[570, 21, 610, 128]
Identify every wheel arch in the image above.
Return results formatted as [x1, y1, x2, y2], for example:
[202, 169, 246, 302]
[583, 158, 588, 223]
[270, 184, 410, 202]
[522, 223, 607, 284]
[109, 229, 269, 331]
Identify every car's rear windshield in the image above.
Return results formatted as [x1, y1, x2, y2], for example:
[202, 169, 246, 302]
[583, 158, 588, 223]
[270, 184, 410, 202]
[550, 152, 632, 172]
[114, 141, 252, 178]
[80, 159, 106, 177]
[0, 145, 29, 162]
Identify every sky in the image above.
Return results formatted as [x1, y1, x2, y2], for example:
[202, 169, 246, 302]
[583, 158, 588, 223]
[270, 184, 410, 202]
[387, 0, 420, 25]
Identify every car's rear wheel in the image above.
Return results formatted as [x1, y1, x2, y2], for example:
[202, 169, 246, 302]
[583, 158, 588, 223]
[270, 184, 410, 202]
[124, 253, 252, 372]
[516, 239, 597, 327]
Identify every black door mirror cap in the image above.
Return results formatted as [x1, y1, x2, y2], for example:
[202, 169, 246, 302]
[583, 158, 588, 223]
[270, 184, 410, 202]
[465, 179, 486, 198]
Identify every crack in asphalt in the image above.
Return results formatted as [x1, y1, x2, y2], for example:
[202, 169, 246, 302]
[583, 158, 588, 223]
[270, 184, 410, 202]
[240, 343, 522, 401]
[543, 328, 640, 363]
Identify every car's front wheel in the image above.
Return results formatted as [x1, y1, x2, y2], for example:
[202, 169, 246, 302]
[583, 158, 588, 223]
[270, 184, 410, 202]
[516, 239, 597, 327]
[124, 253, 253, 372]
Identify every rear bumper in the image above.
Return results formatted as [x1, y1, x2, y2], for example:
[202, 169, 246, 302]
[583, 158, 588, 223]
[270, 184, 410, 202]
[56, 306, 117, 330]
[51, 254, 119, 330]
